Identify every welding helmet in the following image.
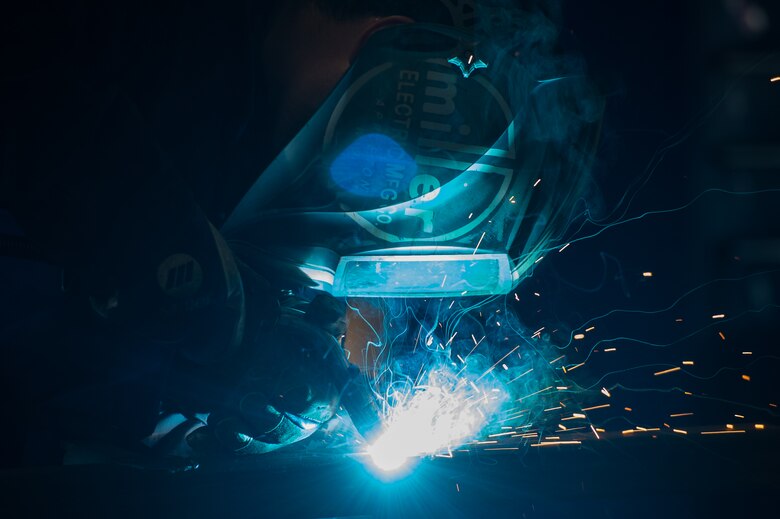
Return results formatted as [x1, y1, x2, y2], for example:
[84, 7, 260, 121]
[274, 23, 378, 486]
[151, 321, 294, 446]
[222, 22, 602, 298]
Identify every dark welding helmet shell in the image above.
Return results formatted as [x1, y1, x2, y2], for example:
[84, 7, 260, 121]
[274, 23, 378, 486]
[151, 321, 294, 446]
[223, 22, 602, 299]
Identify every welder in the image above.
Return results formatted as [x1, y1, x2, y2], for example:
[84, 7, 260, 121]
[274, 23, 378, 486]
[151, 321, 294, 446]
[0, 0, 600, 467]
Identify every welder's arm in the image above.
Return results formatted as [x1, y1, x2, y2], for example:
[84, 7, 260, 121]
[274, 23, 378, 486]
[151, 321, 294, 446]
[180, 297, 382, 458]
[1, 69, 244, 364]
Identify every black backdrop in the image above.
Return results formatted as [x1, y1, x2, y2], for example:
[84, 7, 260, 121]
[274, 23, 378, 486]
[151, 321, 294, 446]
[1, 1, 779, 517]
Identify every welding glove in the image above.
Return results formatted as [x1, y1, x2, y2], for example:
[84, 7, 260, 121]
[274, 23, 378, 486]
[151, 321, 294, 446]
[184, 294, 354, 456]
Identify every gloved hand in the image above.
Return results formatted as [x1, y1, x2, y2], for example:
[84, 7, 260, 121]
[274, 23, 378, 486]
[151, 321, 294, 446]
[185, 293, 356, 456]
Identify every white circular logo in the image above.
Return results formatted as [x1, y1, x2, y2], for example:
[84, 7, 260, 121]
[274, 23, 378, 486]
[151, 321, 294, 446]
[324, 58, 515, 245]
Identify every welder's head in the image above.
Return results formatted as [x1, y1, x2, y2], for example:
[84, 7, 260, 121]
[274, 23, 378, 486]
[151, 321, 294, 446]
[226, 0, 603, 299]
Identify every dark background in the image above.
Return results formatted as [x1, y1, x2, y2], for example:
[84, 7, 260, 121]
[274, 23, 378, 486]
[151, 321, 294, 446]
[1, 1, 779, 517]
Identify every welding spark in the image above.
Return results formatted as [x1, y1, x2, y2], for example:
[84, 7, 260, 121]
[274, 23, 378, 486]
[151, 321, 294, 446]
[472, 231, 486, 255]
[654, 366, 681, 376]
[367, 368, 503, 472]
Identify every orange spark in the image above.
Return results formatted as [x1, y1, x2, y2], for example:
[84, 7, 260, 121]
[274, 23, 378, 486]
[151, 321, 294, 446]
[654, 366, 681, 376]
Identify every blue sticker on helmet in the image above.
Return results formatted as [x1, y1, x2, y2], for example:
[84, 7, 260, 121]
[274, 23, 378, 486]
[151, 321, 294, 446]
[330, 133, 417, 199]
